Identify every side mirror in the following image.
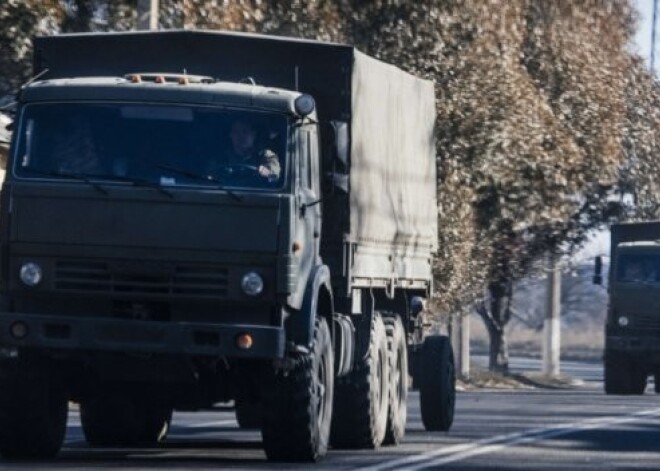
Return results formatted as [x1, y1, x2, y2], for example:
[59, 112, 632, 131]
[593, 255, 603, 285]
[410, 296, 425, 316]
[331, 120, 349, 167]
[0, 113, 11, 170]
[294, 94, 316, 117]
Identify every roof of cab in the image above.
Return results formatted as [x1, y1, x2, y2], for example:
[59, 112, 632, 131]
[19, 76, 304, 115]
[618, 241, 660, 249]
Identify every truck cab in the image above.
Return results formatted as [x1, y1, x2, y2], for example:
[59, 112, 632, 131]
[602, 240, 660, 394]
[4, 74, 326, 355]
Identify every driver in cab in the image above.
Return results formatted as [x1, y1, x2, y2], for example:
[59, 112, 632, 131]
[212, 120, 281, 182]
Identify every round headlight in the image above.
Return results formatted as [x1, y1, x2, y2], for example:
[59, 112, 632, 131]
[618, 316, 629, 327]
[20, 262, 43, 287]
[241, 272, 264, 296]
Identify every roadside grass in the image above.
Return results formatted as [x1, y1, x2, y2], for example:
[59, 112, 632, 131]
[456, 314, 600, 390]
[469, 314, 603, 363]
[457, 366, 582, 391]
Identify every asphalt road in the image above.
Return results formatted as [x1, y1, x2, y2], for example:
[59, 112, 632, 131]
[2, 357, 660, 470]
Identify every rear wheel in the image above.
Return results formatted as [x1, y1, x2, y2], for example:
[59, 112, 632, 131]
[0, 367, 68, 459]
[331, 312, 390, 449]
[383, 314, 408, 446]
[81, 392, 172, 447]
[261, 317, 334, 462]
[604, 350, 646, 395]
[419, 335, 455, 432]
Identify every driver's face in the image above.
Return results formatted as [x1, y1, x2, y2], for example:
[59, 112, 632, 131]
[230, 122, 256, 156]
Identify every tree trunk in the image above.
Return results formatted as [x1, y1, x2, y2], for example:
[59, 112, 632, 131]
[486, 322, 509, 373]
[477, 280, 512, 373]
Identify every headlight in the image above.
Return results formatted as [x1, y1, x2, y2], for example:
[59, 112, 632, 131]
[241, 272, 264, 296]
[618, 316, 629, 327]
[19, 262, 43, 287]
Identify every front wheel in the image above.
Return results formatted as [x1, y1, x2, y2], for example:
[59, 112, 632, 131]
[235, 399, 262, 429]
[419, 335, 455, 432]
[261, 317, 334, 462]
[0, 367, 68, 459]
[604, 350, 646, 395]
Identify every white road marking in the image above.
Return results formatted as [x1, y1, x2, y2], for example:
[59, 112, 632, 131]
[364, 407, 660, 470]
[181, 419, 237, 428]
[64, 439, 87, 446]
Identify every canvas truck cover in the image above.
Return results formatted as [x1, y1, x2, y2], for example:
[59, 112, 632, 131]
[348, 52, 436, 285]
[32, 30, 438, 287]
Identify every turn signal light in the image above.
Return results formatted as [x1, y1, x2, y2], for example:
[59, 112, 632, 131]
[236, 333, 253, 350]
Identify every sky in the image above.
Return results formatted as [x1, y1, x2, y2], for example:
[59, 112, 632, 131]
[634, 0, 655, 69]
[576, 0, 656, 262]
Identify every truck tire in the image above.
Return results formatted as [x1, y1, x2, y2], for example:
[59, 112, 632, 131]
[81, 393, 172, 447]
[261, 317, 334, 462]
[0, 368, 68, 459]
[331, 312, 390, 449]
[383, 314, 408, 446]
[235, 399, 261, 429]
[419, 335, 455, 432]
[604, 350, 646, 395]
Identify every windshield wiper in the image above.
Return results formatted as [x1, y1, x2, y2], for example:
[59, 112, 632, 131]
[22, 168, 108, 195]
[94, 174, 174, 198]
[154, 164, 241, 202]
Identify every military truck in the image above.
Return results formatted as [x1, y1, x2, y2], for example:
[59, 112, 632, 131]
[0, 30, 454, 462]
[595, 221, 660, 395]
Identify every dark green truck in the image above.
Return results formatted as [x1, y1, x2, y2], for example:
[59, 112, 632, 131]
[596, 222, 660, 395]
[0, 30, 454, 462]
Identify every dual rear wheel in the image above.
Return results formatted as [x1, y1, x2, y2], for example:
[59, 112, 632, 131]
[80, 391, 172, 447]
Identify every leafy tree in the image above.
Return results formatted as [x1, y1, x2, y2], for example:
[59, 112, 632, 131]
[1, 0, 656, 372]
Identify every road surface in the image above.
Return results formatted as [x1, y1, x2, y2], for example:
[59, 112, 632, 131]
[2, 357, 660, 470]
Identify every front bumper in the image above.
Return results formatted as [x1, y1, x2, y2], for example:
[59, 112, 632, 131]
[0, 312, 285, 359]
[607, 335, 660, 355]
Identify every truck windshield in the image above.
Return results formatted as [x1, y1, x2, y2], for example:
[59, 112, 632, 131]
[616, 253, 660, 283]
[13, 102, 288, 190]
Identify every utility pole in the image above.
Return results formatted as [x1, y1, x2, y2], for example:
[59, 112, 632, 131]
[137, 0, 159, 31]
[653, 0, 658, 72]
[543, 254, 561, 377]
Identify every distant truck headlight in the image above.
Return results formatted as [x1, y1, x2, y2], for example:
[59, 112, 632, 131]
[19, 262, 43, 287]
[618, 316, 629, 327]
[241, 272, 264, 296]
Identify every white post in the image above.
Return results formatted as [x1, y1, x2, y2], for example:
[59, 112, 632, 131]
[451, 314, 470, 379]
[543, 255, 561, 376]
[137, 0, 159, 31]
[460, 314, 470, 379]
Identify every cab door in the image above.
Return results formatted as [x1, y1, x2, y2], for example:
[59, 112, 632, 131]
[294, 125, 322, 289]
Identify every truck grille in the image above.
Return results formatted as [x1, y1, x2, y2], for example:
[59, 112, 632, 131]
[54, 261, 229, 298]
[632, 313, 660, 330]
